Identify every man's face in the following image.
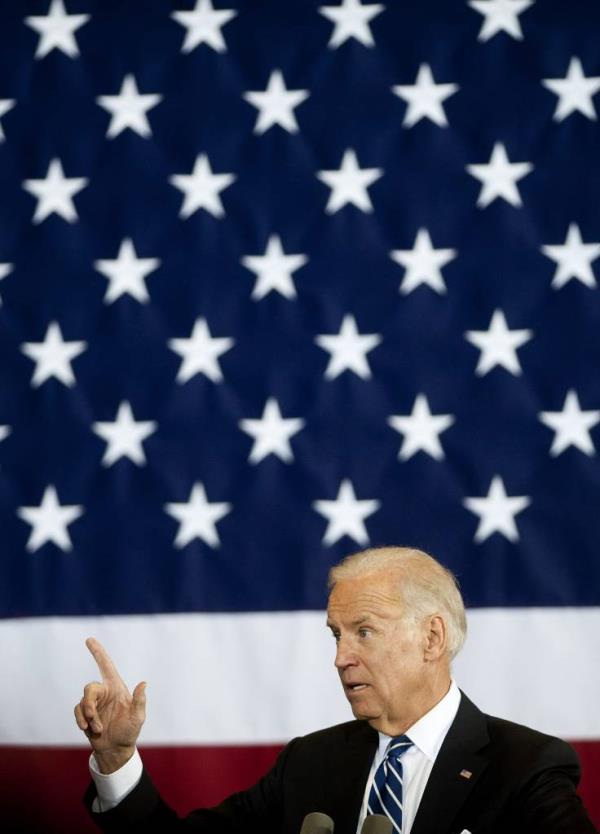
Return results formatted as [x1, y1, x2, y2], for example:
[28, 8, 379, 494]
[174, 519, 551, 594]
[326, 570, 429, 735]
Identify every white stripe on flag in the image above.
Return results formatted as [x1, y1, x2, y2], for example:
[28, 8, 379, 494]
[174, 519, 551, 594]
[0, 607, 599, 745]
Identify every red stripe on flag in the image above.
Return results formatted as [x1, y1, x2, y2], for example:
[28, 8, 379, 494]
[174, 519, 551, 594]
[572, 741, 600, 826]
[0, 743, 598, 833]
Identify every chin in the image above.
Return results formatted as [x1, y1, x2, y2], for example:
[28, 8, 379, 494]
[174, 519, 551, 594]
[350, 704, 380, 723]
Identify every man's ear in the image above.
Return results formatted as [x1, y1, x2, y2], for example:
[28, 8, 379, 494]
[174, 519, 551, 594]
[423, 614, 447, 661]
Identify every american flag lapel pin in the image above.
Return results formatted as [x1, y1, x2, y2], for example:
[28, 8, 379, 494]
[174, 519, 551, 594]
[459, 769, 473, 779]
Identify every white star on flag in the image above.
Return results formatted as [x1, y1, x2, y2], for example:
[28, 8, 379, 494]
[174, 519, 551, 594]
[539, 390, 600, 457]
[464, 476, 531, 543]
[168, 317, 234, 384]
[92, 402, 158, 467]
[21, 321, 87, 387]
[165, 482, 231, 548]
[313, 479, 380, 546]
[171, 0, 237, 54]
[0, 425, 11, 443]
[241, 235, 308, 300]
[388, 395, 455, 461]
[94, 239, 161, 304]
[317, 148, 383, 214]
[96, 74, 163, 139]
[243, 70, 309, 135]
[17, 485, 84, 552]
[541, 223, 600, 290]
[0, 98, 15, 141]
[465, 309, 532, 376]
[466, 142, 533, 208]
[390, 228, 457, 294]
[392, 64, 459, 128]
[319, 0, 385, 48]
[315, 314, 382, 380]
[239, 398, 305, 464]
[169, 154, 236, 219]
[542, 57, 600, 122]
[0, 262, 13, 306]
[22, 158, 88, 224]
[25, 0, 90, 59]
[468, 0, 534, 42]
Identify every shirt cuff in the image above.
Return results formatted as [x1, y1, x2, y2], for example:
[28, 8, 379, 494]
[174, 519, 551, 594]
[89, 749, 143, 812]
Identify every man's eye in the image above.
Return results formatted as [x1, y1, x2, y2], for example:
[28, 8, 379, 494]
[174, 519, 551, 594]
[358, 628, 370, 638]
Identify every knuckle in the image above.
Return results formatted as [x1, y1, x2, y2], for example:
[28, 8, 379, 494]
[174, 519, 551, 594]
[83, 681, 104, 701]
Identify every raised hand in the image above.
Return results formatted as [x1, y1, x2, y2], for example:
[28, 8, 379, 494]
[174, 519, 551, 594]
[74, 637, 147, 774]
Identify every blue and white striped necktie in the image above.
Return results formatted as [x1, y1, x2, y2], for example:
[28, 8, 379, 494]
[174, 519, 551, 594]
[367, 735, 413, 834]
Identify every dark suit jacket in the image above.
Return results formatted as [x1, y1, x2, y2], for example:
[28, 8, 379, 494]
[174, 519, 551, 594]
[85, 692, 597, 834]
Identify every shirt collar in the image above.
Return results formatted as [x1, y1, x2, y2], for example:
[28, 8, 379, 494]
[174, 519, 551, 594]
[378, 679, 461, 763]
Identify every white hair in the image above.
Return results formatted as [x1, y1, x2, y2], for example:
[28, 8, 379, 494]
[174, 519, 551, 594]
[328, 546, 467, 660]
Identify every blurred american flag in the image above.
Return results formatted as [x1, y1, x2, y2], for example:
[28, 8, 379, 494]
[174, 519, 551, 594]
[0, 1, 599, 831]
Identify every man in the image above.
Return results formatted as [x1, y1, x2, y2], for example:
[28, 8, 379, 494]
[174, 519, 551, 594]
[76, 546, 597, 833]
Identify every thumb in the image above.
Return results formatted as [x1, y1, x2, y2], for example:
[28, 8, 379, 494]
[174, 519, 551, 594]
[132, 681, 147, 720]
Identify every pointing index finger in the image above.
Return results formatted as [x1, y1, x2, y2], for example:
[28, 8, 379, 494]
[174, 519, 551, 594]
[86, 637, 122, 682]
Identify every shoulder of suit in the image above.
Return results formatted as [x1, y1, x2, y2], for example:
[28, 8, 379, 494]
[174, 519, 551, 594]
[483, 711, 579, 767]
[455, 690, 579, 773]
[290, 719, 376, 749]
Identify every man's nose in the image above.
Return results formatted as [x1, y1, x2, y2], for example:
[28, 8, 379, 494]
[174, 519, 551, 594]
[334, 638, 357, 669]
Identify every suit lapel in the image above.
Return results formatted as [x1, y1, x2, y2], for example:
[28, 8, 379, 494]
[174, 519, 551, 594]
[410, 692, 490, 834]
[329, 721, 378, 834]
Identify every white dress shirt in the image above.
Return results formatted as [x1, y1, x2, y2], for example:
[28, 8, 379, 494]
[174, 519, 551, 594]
[91, 680, 461, 830]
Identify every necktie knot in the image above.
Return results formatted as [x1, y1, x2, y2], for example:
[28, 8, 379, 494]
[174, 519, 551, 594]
[386, 735, 413, 762]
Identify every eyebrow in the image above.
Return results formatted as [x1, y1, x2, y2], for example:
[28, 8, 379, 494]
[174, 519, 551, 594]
[325, 615, 372, 629]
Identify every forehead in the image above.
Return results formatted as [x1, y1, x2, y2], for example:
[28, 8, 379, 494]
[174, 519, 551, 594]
[326, 572, 403, 620]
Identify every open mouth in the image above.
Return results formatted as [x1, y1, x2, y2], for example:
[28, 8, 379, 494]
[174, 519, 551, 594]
[346, 683, 368, 693]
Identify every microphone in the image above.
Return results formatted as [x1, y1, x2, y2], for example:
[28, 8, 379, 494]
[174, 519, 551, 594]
[299, 812, 335, 834]
[361, 815, 393, 834]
